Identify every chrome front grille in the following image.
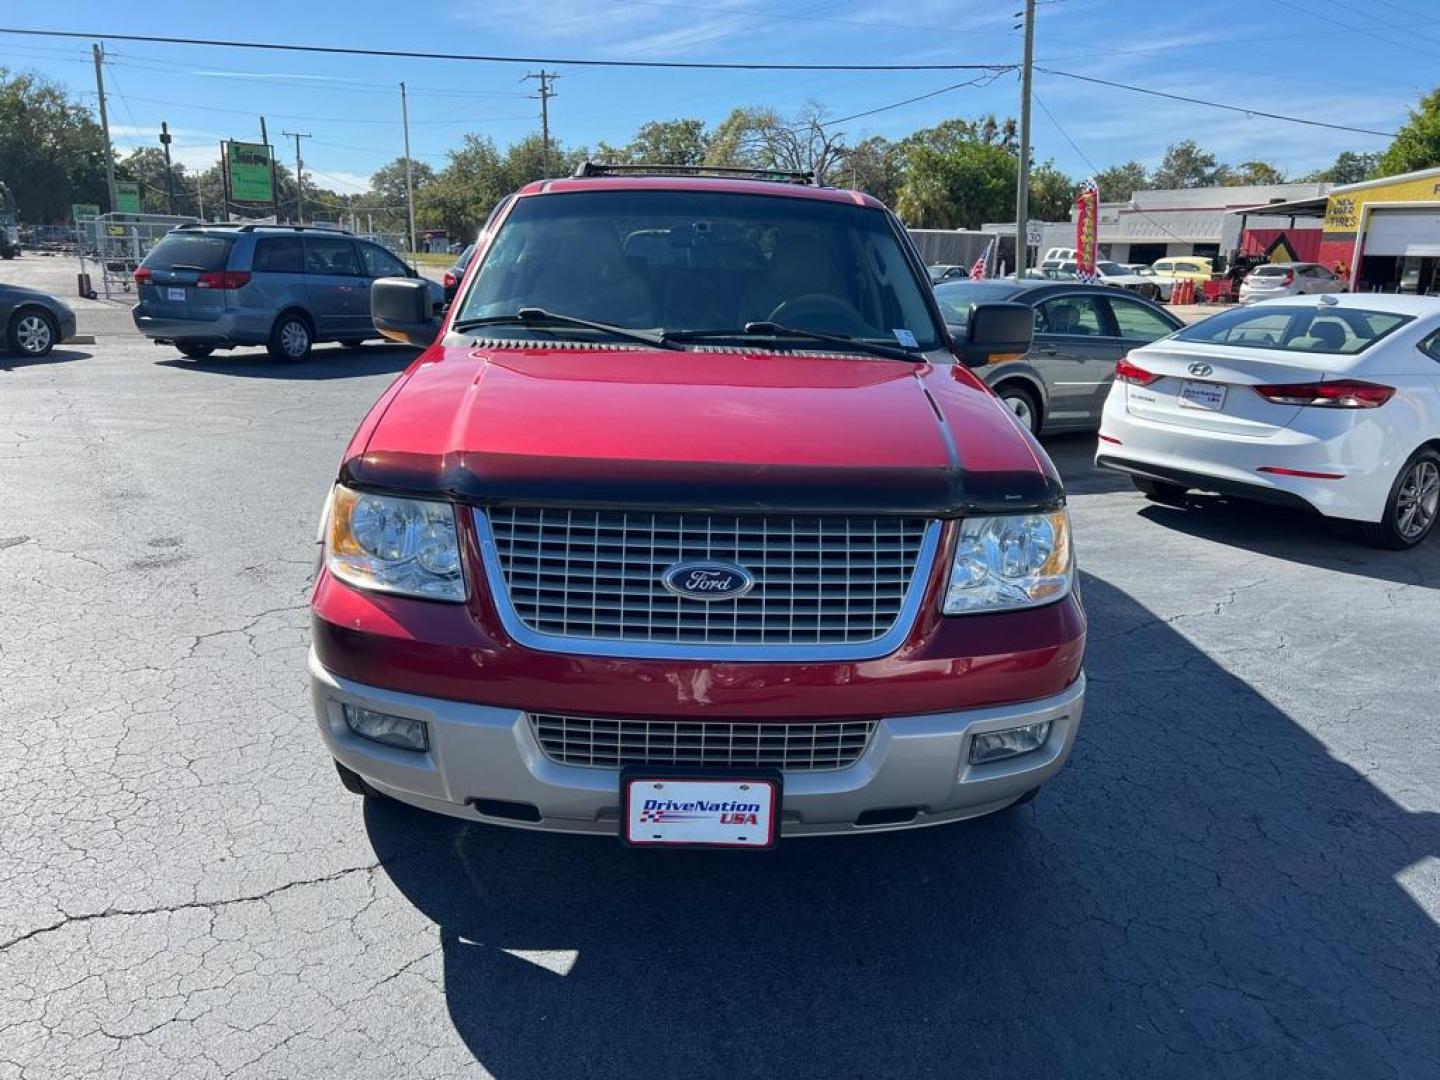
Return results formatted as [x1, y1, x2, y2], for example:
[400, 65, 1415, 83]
[529, 713, 877, 771]
[484, 508, 933, 650]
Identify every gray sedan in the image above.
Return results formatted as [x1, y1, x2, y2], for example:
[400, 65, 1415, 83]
[2, 282, 77, 358]
[936, 279, 1183, 435]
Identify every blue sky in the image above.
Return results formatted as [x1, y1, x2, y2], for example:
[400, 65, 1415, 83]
[4, 0, 1436, 202]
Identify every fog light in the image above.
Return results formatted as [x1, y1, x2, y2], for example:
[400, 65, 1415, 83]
[343, 704, 428, 751]
[968, 720, 1050, 765]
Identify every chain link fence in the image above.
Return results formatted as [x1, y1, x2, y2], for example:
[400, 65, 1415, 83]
[75, 213, 199, 300]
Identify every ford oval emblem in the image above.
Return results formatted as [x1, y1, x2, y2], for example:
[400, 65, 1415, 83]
[1188, 361, 1214, 377]
[661, 561, 755, 602]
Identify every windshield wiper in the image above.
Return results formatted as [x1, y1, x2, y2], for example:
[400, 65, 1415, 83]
[451, 307, 682, 350]
[668, 322, 923, 363]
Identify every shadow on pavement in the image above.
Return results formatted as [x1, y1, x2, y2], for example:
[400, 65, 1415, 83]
[0, 348, 92, 371]
[156, 343, 417, 380]
[1137, 499, 1440, 588]
[1041, 432, 1134, 496]
[365, 572, 1439, 1078]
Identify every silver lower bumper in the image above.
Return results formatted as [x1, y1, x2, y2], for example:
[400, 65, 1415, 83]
[310, 650, 1085, 837]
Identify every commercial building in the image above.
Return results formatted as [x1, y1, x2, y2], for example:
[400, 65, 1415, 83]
[1231, 166, 1440, 294]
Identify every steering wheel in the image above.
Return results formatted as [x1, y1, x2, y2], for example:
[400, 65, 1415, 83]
[766, 294, 870, 336]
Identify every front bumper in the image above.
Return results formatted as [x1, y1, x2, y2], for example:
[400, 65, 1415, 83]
[311, 650, 1085, 837]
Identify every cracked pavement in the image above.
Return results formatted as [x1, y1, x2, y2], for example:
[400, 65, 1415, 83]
[1, 335, 1437, 1078]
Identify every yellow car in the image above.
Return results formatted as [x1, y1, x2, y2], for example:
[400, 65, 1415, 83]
[1150, 256, 1213, 284]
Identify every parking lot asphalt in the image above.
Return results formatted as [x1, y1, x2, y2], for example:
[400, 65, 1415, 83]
[1, 333, 1437, 1080]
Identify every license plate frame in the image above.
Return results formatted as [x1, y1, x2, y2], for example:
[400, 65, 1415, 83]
[1178, 379, 1227, 411]
[621, 768, 782, 850]
[166, 286, 187, 302]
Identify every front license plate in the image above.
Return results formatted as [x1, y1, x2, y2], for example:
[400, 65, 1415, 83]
[1178, 380, 1226, 410]
[166, 287, 187, 301]
[622, 774, 780, 849]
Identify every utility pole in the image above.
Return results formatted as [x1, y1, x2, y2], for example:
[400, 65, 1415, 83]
[282, 130, 311, 224]
[159, 121, 176, 215]
[523, 71, 559, 176]
[92, 43, 117, 214]
[1014, 0, 1037, 276]
[400, 82, 417, 255]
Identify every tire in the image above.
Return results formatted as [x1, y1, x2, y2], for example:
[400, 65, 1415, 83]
[176, 343, 214, 359]
[1133, 475, 1189, 506]
[997, 383, 1041, 434]
[267, 311, 312, 363]
[1351, 447, 1440, 550]
[338, 338, 366, 350]
[6, 307, 58, 357]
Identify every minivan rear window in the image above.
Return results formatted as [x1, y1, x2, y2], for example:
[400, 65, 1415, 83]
[1174, 305, 1412, 355]
[142, 232, 234, 271]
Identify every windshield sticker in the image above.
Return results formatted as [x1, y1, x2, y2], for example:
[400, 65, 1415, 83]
[892, 329, 919, 348]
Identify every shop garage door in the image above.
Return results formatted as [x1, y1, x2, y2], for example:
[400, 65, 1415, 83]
[1365, 208, 1440, 257]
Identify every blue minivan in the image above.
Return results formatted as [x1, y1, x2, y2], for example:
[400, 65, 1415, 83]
[133, 224, 443, 362]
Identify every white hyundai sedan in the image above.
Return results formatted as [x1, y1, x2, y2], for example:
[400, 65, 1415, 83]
[1096, 294, 1440, 548]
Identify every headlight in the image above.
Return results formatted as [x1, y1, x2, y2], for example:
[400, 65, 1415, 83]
[943, 510, 1073, 615]
[325, 486, 466, 601]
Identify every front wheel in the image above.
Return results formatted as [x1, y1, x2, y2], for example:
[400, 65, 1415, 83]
[7, 308, 57, 357]
[997, 384, 1041, 434]
[1352, 448, 1440, 549]
[267, 313, 312, 363]
[1133, 475, 1189, 506]
[176, 343, 214, 359]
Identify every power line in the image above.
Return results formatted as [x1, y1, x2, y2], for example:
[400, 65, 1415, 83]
[819, 71, 1009, 128]
[1035, 68, 1400, 138]
[0, 27, 1020, 71]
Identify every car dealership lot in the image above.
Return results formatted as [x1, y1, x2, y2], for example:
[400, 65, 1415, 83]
[1, 336, 1437, 1078]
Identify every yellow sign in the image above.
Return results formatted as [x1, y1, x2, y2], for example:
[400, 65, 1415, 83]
[1324, 171, 1440, 232]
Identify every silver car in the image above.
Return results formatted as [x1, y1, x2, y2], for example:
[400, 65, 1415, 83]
[935, 279, 1183, 434]
[1, 282, 77, 358]
[1239, 262, 1347, 304]
[133, 224, 443, 362]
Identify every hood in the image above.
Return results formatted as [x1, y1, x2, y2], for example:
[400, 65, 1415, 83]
[346, 344, 1062, 516]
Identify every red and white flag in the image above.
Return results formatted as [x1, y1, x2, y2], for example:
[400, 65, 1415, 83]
[969, 238, 995, 280]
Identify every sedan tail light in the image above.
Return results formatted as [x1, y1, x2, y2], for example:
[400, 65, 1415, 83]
[1253, 379, 1394, 408]
[196, 270, 252, 290]
[1281, 270, 1294, 286]
[134, 266, 153, 285]
[1114, 356, 1161, 386]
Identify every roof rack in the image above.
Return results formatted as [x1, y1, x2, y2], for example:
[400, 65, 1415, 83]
[572, 161, 818, 186]
[175, 222, 353, 234]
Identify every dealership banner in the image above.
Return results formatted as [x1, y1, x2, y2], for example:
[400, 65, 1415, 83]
[226, 141, 275, 203]
[1074, 178, 1100, 281]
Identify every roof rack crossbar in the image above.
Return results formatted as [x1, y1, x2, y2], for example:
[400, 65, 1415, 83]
[572, 161, 818, 186]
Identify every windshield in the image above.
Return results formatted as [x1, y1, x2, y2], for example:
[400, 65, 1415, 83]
[142, 231, 234, 271]
[933, 281, 1023, 329]
[1173, 305, 1413, 355]
[455, 190, 943, 351]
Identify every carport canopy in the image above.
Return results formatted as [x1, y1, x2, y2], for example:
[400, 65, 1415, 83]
[1227, 194, 1329, 229]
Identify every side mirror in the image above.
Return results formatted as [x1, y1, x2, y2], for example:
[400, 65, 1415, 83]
[372, 277, 439, 347]
[958, 302, 1034, 367]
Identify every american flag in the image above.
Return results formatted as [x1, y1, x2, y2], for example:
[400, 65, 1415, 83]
[969, 238, 995, 280]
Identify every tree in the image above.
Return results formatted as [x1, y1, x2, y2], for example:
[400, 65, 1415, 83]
[117, 147, 188, 215]
[1299, 151, 1379, 185]
[368, 157, 436, 207]
[1094, 160, 1148, 202]
[0, 68, 109, 221]
[895, 140, 1016, 229]
[842, 136, 902, 206]
[1151, 140, 1225, 189]
[1028, 161, 1077, 222]
[1229, 160, 1285, 185]
[421, 133, 508, 239]
[1377, 86, 1440, 177]
[705, 105, 847, 182]
[600, 119, 709, 166]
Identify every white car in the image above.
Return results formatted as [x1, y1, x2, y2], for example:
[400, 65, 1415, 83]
[1239, 262, 1347, 304]
[1122, 264, 1174, 302]
[1096, 294, 1440, 548]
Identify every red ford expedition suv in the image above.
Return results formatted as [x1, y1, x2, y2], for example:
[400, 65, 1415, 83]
[310, 164, 1086, 847]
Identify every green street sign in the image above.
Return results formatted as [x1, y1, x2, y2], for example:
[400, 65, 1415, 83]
[72, 203, 101, 224]
[227, 141, 274, 203]
[115, 181, 142, 215]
